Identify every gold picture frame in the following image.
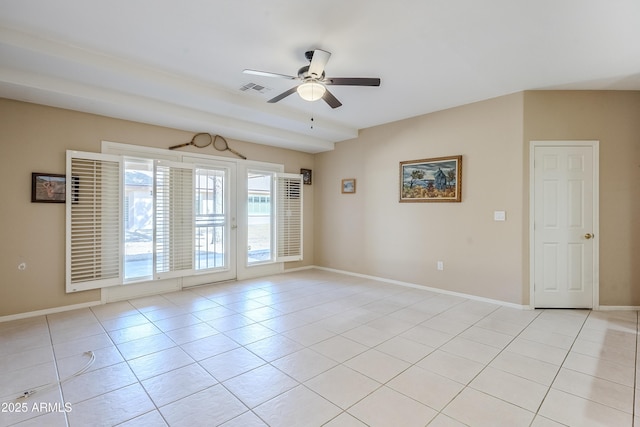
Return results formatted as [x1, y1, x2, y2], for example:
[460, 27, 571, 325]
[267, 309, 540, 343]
[399, 155, 462, 202]
[341, 178, 356, 194]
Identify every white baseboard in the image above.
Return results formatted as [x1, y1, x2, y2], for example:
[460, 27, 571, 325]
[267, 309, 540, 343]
[0, 300, 102, 323]
[309, 266, 529, 310]
[596, 306, 640, 311]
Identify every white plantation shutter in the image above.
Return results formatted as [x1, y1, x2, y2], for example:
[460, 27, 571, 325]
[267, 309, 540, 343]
[66, 151, 122, 292]
[276, 173, 303, 262]
[155, 161, 194, 277]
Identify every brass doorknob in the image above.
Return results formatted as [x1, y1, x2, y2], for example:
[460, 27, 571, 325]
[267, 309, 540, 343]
[585, 233, 593, 239]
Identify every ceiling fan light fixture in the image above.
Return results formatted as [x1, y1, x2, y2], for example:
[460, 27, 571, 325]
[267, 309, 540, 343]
[297, 81, 326, 101]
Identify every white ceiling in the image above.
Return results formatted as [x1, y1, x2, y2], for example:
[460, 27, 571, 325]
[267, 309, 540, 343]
[1, 0, 639, 153]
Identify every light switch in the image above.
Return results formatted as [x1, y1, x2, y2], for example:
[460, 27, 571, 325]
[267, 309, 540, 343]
[494, 211, 506, 221]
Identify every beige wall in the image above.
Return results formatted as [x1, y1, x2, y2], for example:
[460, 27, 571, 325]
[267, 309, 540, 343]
[3, 90, 638, 317]
[523, 91, 640, 306]
[315, 93, 527, 304]
[0, 98, 314, 317]
[315, 90, 640, 307]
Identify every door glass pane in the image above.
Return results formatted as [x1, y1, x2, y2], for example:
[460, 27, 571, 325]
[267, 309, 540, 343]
[195, 167, 227, 270]
[124, 159, 154, 281]
[247, 171, 273, 264]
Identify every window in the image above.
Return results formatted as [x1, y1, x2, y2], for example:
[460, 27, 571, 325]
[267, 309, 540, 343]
[194, 167, 227, 270]
[247, 171, 274, 264]
[66, 146, 302, 293]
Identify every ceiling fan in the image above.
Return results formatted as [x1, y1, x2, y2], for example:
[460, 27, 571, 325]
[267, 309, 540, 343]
[243, 49, 381, 109]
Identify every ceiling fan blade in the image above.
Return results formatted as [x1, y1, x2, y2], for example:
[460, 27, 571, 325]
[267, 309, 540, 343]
[325, 77, 381, 86]
[243, 69, 297, 80]
[268, 86, 299, 103]
[322, 88, 342, 109]
[308, 49, 331, 79]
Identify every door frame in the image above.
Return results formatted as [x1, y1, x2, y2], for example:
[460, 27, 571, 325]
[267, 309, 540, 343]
[529, 140, 600, 309]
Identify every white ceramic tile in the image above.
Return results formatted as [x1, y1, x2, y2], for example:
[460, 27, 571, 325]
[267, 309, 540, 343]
[10, 410, 68, 427]
[91, 301, 139, 321]
[224, 323, 278, 346]
[223, 364, 298, 408]
[192, 305, 237, 322]
[322, 412, 368, 427]
[245, 334, 305, 361]
[375, 335, 435, 363]
[342, 324, 395, 347]
[282, 324, 335, 347]
[0, 387, 66, 426]
[388, 365, 464, 410]
[552, 367, 634, 413]
[0, 361, 58, 397]
[159, 384, 247, 427]
[49, 322, 105, 345]
[142, 305, 189, 322]
[0, 346, 54, 376]
[219, 410, 268, 427]
[52, 332, 114, 360]
[529, 415, 566, 427]
[539, 388, 632, 427]
[310, 335, 368, 363]
[163, 321, 218, 345]
[439, 336, 501, 364]
[66, 383, 155, 427]
[571, 337, 636, 367]
[348, 386, 437, 427]
[99, 312, 150, 332]
[117, 410, 168, 427]
[141, 363, 217, 407]
[305, 364, 380, 409]
[421, 316, 471, 335]
[417, 349, 485, 385]
[199, 347, 266, 382]
[116, 333, 176, 360]
[469, 366, 549, 412]
[62, 361, 138, 403]
[58, 346, 120, 381]
[475, 317, 528, 336]
[426, 414, 468, 427]
[344, 349, 411, 383]
[254, 385, 341, 427]
[458, 325, 514, 349]
[399, 324, 455, 348]
[490, 350, 560, 386]
[271, 348, 337, 382]
[519, 325, 577, 350]
[563, 350, 635, 387]
[443, 387, 535, 427]
[152, 313, 202, 333]
[505, 337, 569, 366]
[108, 322, 162, 344]
[180, 333, 239, 361]
[127, 346, 194, 380]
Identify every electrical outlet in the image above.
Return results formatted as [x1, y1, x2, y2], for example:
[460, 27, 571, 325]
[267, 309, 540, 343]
[437, 261, 444, 271]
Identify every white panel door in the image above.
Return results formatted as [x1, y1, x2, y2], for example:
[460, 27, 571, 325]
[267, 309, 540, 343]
[533, 143, 597, 308]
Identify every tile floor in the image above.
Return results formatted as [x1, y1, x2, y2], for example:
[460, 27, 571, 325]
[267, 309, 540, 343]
[0, 269, 638, 426]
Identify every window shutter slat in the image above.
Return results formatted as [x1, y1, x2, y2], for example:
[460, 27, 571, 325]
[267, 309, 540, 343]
[155, 161, 194, 277]
[276, 173, 303, 262]
[66, 151, 122, 292]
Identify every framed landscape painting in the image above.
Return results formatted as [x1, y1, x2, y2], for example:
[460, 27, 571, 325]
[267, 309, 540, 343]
[399, 155, 462, 202]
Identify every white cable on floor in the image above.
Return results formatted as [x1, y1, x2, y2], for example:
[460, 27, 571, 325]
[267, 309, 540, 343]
[0, 351, 96, 402]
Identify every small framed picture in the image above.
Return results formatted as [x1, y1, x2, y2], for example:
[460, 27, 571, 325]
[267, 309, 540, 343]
[301, 168, 312, 185]
[341, 178, 356, 194]
[31, 173, 66, 203]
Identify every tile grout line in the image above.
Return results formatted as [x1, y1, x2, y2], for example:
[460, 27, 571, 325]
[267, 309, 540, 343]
[528, 309, 592, 426]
